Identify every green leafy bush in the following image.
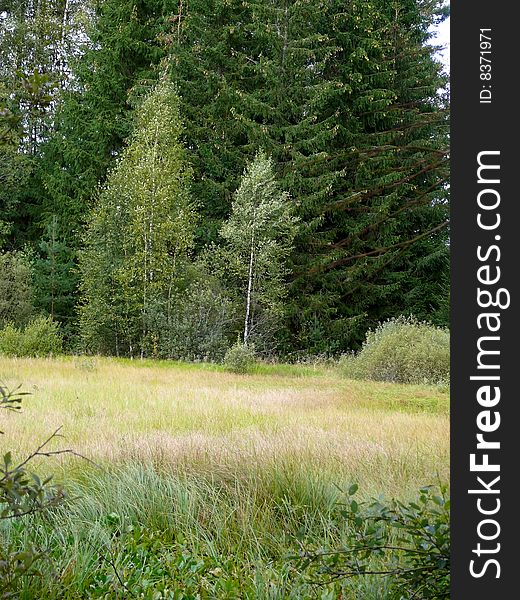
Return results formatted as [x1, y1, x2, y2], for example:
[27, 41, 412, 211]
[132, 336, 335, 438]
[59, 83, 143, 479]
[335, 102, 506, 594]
[0, 316, 63, 357]
[340, 316, 449, 385]
[160, 280, 235, 362]
[73, 518, 244, 599]
[294, 484, 450, 600]
[0, 251, 34, 329]
[223, 341, 257, 374]
[0, 385, 66, 599]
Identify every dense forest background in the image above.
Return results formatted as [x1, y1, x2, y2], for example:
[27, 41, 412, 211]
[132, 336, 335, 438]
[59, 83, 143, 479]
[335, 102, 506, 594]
[0, 0, 450, 360]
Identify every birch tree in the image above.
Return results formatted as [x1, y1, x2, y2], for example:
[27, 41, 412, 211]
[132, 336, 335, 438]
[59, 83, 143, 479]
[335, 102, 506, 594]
[79, 79, 195, 356]
[220, 152, 298, 349]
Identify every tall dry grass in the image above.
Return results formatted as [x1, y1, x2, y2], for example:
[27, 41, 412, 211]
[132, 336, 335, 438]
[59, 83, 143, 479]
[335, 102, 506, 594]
[0, 356, 448, 497]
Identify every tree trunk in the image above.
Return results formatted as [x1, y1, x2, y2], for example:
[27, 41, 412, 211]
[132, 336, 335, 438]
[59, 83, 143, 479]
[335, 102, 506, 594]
[244, 228, 255, 344]
[59, 0, 70, 87]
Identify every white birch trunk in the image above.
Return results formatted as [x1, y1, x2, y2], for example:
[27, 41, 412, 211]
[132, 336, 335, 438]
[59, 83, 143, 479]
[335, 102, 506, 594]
[244, 227, 255, 344]
[59, 0, 70, 87]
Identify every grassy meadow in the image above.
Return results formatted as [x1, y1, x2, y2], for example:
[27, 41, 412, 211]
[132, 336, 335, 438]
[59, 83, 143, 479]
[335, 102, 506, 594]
[0, 356, 449, 599]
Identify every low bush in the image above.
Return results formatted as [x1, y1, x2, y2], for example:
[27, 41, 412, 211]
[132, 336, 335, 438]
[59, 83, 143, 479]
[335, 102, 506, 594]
[0, 316, 63, 357]
[223, 341, 256, 374]
[159, 280, 235, 362]
[340, 316, 449, 385]
[294, 483, 450, 600]
[0, 251, 34, 329]
[0, 385, 67, 599]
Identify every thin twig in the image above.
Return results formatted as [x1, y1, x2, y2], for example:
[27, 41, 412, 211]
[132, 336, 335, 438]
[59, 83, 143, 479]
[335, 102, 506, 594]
[1, 426, 103, 483]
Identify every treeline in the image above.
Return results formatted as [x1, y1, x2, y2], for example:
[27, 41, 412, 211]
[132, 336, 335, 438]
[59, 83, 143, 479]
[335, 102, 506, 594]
[0, 0, 450, 359]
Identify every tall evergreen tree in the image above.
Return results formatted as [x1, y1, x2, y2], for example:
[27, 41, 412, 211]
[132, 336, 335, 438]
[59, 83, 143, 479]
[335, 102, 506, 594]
[79, 79, 195, 357]
[287, 0, 449, 351]
[169, 0, 338, 243]
[33, 215, 76, 335]
[167, 0, 260, 243]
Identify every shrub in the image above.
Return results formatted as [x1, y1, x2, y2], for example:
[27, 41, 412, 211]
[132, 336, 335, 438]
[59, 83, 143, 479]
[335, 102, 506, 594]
[0, 316, 63, 357]
[294, 483, 450, 600]
[159, 280, 235, 362]
[0, 251, 34, 328]
[0, 385, 67, 599]
[340, 316, 449, 385]
[223, 341, 257, 374]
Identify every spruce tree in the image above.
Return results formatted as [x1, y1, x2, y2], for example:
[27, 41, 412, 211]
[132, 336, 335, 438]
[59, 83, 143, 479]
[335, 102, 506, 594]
[79, 79, 195, 356]
[169, 0, 337, 244]
[287, 0, 450, 351]
[33, 215, 76, 338]
[168, 0, 259, 243]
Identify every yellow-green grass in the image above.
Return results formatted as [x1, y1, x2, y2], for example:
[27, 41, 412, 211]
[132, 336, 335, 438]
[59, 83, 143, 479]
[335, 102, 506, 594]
[0, 355, 448, 498]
